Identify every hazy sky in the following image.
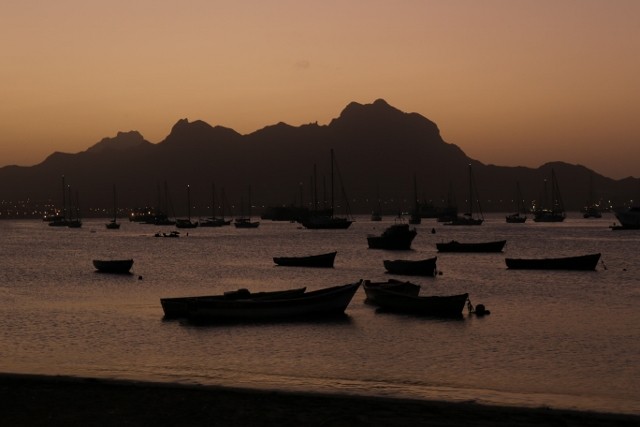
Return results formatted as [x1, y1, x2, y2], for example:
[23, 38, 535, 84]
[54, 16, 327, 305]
[1, 1, 638, 179]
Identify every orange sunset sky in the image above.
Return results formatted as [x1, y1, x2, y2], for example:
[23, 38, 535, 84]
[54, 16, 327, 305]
[1, 1, 638, 179]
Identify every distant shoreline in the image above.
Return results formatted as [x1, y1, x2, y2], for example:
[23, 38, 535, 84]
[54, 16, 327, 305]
[1, 373, 638, 427]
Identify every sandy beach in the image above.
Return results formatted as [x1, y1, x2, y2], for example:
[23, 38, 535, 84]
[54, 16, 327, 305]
[1, 373, 638, 427]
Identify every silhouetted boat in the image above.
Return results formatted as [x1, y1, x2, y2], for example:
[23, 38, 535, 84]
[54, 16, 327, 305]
[301, 149, 353, 229]
[505, 253, 601, 270]
[273, 251, 337, 268]
[362, 279, 421, 302]
[106, 184, 121, 229]
[201, 185, 232, 227]
[92, 259, 133, 274]
[161, 287, 307, 319]
[506, 182, 527, 223]
[367, 223, 417, 250]
[175, 185, 198, 229]
[445, 165, 483, 226]
[533, 169, 566, 222]
[155, 231, 180, 238]
[582, 173, 602, 218]
[186, 281, 361, 323]
[383, 257, 438, 276]
[49, 175, 69, 227]
[234, 186, 260, 228]
[436, 240, 506, 253]
[612, 206, 640, 229]
[363, 281, 468, 318]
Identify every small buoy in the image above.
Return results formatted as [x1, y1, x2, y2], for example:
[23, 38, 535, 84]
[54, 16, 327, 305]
[475, 304, 490, 316]
[138, 275, 143, 280]
[438, 270, 443, 276]
[431, 227, 436, 234]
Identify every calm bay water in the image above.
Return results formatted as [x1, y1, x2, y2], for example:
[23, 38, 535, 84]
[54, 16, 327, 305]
[1, 214, 639, 414]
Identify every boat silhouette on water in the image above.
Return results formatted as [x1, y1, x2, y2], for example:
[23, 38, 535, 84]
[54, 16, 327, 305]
[273, 251, 337, 268]
[505, 253, 601, 270]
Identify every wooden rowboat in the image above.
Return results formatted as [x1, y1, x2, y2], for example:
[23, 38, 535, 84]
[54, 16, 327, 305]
[273, 251, 337, 268]
[92, 259, 133, 274]
[505, 253, 601, 270]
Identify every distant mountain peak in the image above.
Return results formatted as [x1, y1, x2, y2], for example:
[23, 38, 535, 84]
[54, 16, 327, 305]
[85, 130, 149, 154]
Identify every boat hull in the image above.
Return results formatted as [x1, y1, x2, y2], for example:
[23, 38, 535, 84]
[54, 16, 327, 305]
[161, 287, 308, 319]
[367, 224, 417, 250]
[436, 240, 506, 253]
[186, 282, 361, 322]
[363, 282, 468, 317]
[273, 251, 337, 268]
[92, 259, 134, 274]
[505, 253, 601, 270]
[383, 258, 437, 276]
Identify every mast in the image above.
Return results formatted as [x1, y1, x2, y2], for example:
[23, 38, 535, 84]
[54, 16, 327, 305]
[112, 184, 117, 221]
[330, 149, 335, 217]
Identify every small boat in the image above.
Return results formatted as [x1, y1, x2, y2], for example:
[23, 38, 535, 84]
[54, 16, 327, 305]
[155, 231, 180, 238]
[436, 240, 506, 253]
[533, 169, 566, 222]
[186, 281, 361, 323]
[367, 223, 417, 250]
[273, 251, 337, 268]
[445, 164, 484, 226]
[105, 184, 121, 229]
[234, 217, 260, 228]
[161, 287, 307, 319]
[506, 182, 527, 223]
[234, 186, 260, 228]
[362, 279, 421, 302]
[505, 253, 601, 270]
[92, 259, 134, 274]
[612, 206, 640, 229]
[363, 280, 468, 318]
[175, 185, 199, 228]
[383, 257, 438, 277]
[301, 150, 353, 230]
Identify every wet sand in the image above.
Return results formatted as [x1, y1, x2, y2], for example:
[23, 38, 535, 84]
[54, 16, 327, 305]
[1, 373, 638, 426]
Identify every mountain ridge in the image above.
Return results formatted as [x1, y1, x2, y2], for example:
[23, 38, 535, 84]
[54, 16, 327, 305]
[0, 99, 637, 216]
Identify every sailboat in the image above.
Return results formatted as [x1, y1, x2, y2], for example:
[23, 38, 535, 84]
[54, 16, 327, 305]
[176, 184, 198, 228]
[106, 184, 121, 229]
[533, 169, 566, 222]
[408, 174, 421, 225]
[506, 182, 527, 223]
[48, 175, 69, 227]
[582, 174, 602, 218]
[445, 164, 483, 226]
[66, 186, 82, 228]
[234, 186, 260, 228]
[301, 149, 353, 229]
[200, 183, 231, 227]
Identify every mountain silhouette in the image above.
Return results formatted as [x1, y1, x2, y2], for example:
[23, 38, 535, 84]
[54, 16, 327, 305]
[0, 98, 637, 217]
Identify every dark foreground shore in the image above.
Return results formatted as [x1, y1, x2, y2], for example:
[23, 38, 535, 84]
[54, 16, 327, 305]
[1, 373, 638, 427]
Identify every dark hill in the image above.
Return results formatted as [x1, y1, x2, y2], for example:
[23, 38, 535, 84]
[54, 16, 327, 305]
[0, 99, 637, 217]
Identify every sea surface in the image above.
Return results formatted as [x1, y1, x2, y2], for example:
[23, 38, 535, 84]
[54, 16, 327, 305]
[1, 214, 639, 415]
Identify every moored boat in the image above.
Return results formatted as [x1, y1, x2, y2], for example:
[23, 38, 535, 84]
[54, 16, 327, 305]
[161, 287, 307, 319]
[363, 281, 468, 317]
[273, 251, 337, 268]
[436, 240, 506, 253]
[383, 257, 437, 276]
[186, 281, 361, 323]
[362, 279, 420, 302]
[92, 259, 134, 274]
[367, 223, 417, 250]
[613, 206, 640, 229]
[505, 253, 601, 270]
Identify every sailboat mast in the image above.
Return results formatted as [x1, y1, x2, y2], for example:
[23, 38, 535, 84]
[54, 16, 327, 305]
[330, 149, 335, 217]
[468, 164, 472, 216]
[186, 184, 191, 220]
[113, 184, 117, 221]
[61, 175, 66, 219]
